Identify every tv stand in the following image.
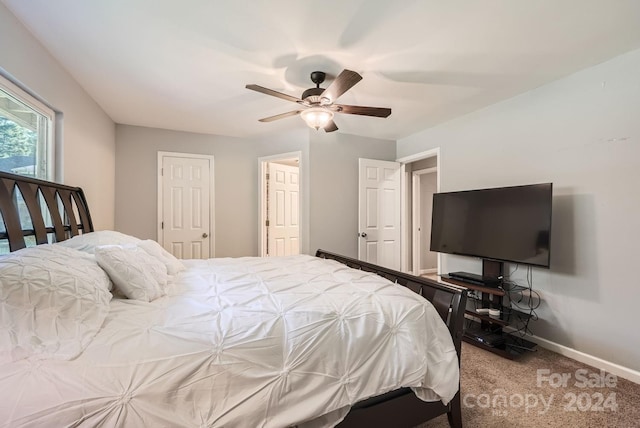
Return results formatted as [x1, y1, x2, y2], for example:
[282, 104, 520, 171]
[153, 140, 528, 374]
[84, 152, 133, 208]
[447, 271, 500, 287]
[446, 258, 504, 287]
[441, 262, 536, 359]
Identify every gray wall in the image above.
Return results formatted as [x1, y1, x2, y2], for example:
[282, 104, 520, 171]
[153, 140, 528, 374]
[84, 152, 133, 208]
[0, 3, 116, 229]
[398, 48, 640, 371]
[115, 125, 395, 259]
[115, 125, 309, 257]
[308, 132, 396, 258]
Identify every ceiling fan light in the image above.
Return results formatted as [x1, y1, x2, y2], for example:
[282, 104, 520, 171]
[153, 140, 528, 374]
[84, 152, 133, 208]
[300, 107, 334, 130]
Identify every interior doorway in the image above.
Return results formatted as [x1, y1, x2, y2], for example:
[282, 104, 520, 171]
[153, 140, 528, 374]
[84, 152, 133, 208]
[412, 167, 437, 276]
[258, 152, 301, 257]
[398, 148, 440, 275]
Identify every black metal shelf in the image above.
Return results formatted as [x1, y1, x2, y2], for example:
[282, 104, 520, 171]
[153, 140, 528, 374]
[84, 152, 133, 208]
[465, 294, 534, 326]
[442, 275, 537, 359]
[441, 274, 505, 296]
[463, 320, 537, 359]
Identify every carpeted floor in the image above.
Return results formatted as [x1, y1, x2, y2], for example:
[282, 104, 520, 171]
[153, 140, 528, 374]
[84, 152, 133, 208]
[418, 343, 640, 428]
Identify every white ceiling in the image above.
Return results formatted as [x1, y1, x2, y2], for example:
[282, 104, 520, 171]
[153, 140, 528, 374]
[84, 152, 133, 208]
[3, 0, 640, 140]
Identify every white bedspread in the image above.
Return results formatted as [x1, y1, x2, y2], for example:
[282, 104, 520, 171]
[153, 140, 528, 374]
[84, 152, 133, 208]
[0, 255, 459, 427]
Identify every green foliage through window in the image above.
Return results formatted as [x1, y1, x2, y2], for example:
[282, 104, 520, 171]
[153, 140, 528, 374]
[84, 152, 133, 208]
[0, 116, 37, 158]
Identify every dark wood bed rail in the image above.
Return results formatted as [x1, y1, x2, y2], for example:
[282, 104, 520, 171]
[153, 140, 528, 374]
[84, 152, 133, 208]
[0, 171, 94, 252]
[316, 250, 467, 428]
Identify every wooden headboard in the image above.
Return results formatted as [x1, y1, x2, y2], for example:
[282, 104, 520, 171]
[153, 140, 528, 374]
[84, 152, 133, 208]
[0, 171, 94, 253]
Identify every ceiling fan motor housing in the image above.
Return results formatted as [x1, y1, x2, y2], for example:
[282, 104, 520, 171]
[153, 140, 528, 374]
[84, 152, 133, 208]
[310, 71, 326, 86]
[302, 71, 327, 103]
[301, 87, 324, 102]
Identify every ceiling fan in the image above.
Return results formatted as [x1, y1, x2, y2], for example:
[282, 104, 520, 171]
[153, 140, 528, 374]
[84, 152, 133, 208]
[246, 69, 391, 133]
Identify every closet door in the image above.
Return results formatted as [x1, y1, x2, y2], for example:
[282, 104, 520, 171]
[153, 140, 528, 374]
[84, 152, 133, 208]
[358, 158, 401, 270]
[159, 153, 214, 259]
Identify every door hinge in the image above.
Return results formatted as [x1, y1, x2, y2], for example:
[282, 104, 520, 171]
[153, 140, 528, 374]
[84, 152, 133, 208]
[265, 220, 270, 227]
[161, 168, 164, 176]
[266, 173, 270, 180]
[161, 221, 164, 229]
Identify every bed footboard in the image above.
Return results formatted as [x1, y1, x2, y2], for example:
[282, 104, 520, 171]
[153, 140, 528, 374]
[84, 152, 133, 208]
[315, 249, 467, 428]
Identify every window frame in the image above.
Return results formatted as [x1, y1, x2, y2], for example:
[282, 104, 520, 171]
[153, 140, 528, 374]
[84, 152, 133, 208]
[0, 73, 56, 181]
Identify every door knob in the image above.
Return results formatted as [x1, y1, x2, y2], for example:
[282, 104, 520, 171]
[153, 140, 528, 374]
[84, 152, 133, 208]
[359, 232, 367, 238]
[202, 233, 209, 238]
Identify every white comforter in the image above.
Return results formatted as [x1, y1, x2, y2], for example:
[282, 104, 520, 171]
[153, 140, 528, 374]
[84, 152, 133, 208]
[0, 255, 459, 427]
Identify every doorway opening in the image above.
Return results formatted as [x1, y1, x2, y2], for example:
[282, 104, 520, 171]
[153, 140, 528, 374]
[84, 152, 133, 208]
[398, 148, 440, 276]
[412, 167, 437, 276]
[258, 152, 302, 257]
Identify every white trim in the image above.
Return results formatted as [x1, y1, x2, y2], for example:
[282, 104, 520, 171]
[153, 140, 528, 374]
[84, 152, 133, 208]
[157, 151, 216, 257]
[400, 164, 408, 272]
[397, 148, 441, 276]
[503, 327, 640, 385]
[0, 74, 55, 123]
[420, 268, 437, 275]
[258, 151, 302, 257]
[397, 148, 440, 164]
[0, 69, 56, 113]
[413, 167, 437, 176]
[411, 173, 420, 275]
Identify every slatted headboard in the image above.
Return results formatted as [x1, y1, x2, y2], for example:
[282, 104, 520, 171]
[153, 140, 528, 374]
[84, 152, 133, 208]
[0, 171, 94, 253]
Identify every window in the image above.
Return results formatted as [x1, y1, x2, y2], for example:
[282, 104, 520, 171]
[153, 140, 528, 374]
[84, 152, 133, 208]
[0, 74, 56, 254]
[0, 74, 55, 180]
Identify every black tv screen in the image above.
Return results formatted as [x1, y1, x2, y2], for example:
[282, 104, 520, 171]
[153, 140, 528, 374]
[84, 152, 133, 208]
[430, 183, 553, 268]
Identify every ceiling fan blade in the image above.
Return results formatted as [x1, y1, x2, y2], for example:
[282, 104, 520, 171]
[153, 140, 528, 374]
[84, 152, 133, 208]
[324, 120, 338, 133]
[334, 104, 391, 118]
[246, 84, 302, 104]
[320, 69, 362, 103]
[258, 110, 302, 122]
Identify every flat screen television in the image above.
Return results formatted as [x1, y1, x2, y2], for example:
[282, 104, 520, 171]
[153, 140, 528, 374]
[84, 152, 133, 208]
[430, 183, 553, 269]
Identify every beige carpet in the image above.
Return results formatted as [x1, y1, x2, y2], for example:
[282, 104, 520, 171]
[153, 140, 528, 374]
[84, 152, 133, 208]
[418, 343, 640, 428]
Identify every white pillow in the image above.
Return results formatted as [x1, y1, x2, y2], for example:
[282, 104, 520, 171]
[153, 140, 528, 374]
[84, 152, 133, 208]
[0, 245, 112, 363]
[137, 239, 185, 275]
[95, 245, 168, 302]
[57, 230, 141, 254]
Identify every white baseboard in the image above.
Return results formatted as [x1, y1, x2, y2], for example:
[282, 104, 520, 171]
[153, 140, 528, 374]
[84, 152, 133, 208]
[503, 327, 640, 385]
[420, 268, 437, 275]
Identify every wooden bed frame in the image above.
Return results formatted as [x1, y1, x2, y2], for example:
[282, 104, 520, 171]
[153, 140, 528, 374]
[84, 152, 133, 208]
[0, 171, 93, 251]
[0, 170, 467, 427]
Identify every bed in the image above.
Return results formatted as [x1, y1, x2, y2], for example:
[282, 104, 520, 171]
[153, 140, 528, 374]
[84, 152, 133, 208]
[0, 170, 467, 427]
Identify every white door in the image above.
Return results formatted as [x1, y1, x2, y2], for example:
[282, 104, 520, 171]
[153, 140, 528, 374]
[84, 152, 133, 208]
[159, 154, 213, 259]
[358, 158, 401, 270]
[267, 162, 299, 256]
